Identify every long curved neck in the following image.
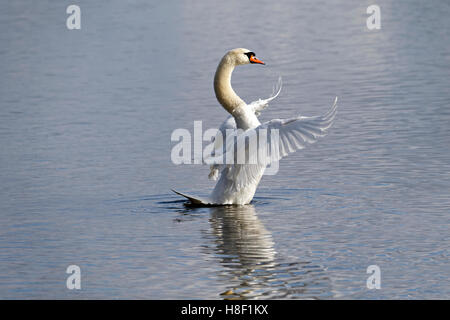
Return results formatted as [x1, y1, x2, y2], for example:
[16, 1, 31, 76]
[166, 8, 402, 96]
[214, 57, 245, 114]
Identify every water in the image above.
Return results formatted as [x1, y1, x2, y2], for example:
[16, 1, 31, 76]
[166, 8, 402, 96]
[0, 0, 449, 299]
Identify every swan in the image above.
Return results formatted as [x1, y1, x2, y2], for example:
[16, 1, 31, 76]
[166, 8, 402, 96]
[173, 48, 337, 205]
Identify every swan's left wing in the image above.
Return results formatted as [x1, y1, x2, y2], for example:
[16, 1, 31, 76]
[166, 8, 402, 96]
[207, 115, 236, 180]
[248, 76, 282, 115]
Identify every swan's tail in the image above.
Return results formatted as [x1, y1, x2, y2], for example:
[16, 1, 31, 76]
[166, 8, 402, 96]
[171, 189, 211, 205]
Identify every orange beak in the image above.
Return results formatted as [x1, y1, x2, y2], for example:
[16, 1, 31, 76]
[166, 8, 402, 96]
[250, 55, 265, 65]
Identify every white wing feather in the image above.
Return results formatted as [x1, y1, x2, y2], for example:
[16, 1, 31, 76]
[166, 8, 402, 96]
[212, 97, 338, 189]
[248, 76, 283, 116]
[208, 116, 236, 180]
[261, 96, 338, 160]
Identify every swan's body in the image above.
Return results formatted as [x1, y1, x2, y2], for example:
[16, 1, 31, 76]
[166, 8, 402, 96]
[173, 48, 337, 205]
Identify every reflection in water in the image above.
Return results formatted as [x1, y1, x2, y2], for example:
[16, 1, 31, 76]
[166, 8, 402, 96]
[204, 205, 333, 299]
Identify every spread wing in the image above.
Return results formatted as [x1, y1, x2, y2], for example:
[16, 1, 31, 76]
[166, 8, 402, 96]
[259, 96, 338, 161]
[207, 97, 338, 188]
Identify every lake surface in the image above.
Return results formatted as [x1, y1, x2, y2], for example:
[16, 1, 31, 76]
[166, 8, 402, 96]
[0, 0, 449, 299]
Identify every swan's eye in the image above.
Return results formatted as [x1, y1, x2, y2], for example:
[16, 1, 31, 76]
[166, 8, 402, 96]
[244, 52, 256, 60]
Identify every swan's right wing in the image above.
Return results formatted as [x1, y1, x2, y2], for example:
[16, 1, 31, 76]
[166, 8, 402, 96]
[260, 96, 338, 162]
[248, 76, 282, 115]
[212, 97, 338, 190]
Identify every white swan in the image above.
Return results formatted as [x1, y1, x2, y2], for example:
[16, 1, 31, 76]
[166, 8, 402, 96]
[173, 48, 337, 205]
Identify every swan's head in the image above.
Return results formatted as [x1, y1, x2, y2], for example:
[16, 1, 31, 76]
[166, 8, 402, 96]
[226, 48, 265, 66]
